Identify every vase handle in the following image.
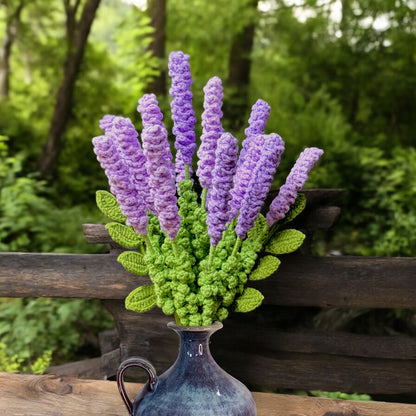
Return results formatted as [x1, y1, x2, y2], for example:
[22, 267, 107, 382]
[116, 357, 158, 415]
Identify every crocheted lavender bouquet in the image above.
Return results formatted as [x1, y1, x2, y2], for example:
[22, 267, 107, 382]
[92, 51, 323, 326]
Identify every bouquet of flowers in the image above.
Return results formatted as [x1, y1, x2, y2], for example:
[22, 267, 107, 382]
[92, 51, 323, 326]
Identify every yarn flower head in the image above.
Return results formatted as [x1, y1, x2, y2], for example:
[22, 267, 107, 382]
[168, 51, 197, 184]
[92, 51, 323, 326]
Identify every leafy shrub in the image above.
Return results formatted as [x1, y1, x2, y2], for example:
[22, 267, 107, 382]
[0, 298, 113, 370]
[0, 342, 23, 372]
[311, 390, 372, 401]
[0, 136, 105, 253]
[0, 342, 52, 374]
[0, 138, 113, 371]
[317, 146, 416, 257]
[354, 146, 416, 256]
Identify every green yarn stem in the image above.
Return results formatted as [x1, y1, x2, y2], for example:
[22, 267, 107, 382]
[185, 164, 190, 181]
[232, 237, 242, 257]
[201, 188, 208, 211]
[144, 234, 154, 254]
[229, 217, 237, 231]
[172, 239, 179, 257]
[208, 245, 216, 269]
[174, 311, 181, 325]
[263, 222, 278, 247]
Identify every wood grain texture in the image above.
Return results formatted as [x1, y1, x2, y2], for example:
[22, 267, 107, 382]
[1, 372, 415, 416]
[0, 252, 137, 299]
[1, 253, 415, 309]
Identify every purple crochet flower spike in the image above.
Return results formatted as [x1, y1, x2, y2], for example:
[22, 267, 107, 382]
[99, 114, 116, 133]
[168, 51, 197, 181]
[236, 133, 285, 239]
[92, 133, 148, 235]
[266, 147, 324, 227]
[137, 93, 164, 128]
[238, 99, 271, 168]
[138, 94, 181, 240]
[197, 76, 224, 190]
[207, 132, 239, 247]
[229, 133, 267, 222]
[112, 116, 155, 214]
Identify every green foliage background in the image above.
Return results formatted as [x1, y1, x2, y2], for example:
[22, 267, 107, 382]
[0, 0, 415, 371]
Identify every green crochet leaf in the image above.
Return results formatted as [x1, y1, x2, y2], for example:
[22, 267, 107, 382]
[125, 285, 157, 313]
[96, 190, 126, 223]
[265, 229, 305, 254]
[234, 288, 264, 313]
[106, 222, 144, 248]
[280, 193, 306, 225]
[249, 255, 281, 281]
[117, 251, 148, 275]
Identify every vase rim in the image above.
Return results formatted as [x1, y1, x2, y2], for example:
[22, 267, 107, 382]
[167, 321, 223, 332]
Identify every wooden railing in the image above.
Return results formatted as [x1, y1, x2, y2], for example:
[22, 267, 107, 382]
[1, 189, 416, 415]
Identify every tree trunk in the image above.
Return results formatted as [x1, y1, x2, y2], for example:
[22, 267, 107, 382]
[38, 0, 101, 178]
[340, 0, 351, 36]
[146, 0, 166, 96]
[0, 1, 25, 99]
[224, 0, 258, 131]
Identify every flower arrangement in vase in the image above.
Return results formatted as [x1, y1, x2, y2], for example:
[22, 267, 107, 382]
[92, 51, 323, 416]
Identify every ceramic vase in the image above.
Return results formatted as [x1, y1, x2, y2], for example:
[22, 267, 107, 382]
[117, 321, 257, 415]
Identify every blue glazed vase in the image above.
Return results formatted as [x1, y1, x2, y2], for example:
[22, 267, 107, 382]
[117, 321, 257, 415]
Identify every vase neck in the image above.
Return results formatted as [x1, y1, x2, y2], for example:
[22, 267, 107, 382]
[168, 322, 222, 363]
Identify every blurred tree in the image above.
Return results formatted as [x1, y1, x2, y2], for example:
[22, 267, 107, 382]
[146, 0, 166, 96]
[0, 0, 25, 99]
[38, 0, 101, 178]
[224, 0, 259, 130]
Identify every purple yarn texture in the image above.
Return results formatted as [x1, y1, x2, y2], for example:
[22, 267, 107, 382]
[266, 147, 324, 227]
[168, 51, 197, 168]
[207, 133, 239, 247]
[139, 116, 181, 240]
[99, 114, 116, 133]
[137, 94, 168, 211]
[137, 94, 164, 128]
[112, 116, 155, 214]
[238, 99, 271, 168]
[236, 133, 285, 239]
[92, 133, 149, 235]
[197, 76, 224, 190]
[229, 133, 267, 222]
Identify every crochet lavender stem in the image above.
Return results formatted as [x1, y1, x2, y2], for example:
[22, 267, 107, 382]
[168, 51, 197, 185]
[266, 147, 324, 227]
[197, 76, 224, 191]
[238, 99, 271, 168]
[207, 132, 239, 247]
[112, 116, 155, 214]
[236, 133, 285, 239]
[92, 133, 148, 235]
[143, 126, 180, 241]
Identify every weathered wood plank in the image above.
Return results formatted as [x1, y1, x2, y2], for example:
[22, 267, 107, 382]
[0, 252, 137, 299]
[219, 319, 416, 360]
[46, 349, 121, 380]
[83, 223, 113, 244]
[219, 349, 416, 395]
[1, 372, 415, 416]
[1, 253, 415, 309]
[259, 255, 416, 308]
